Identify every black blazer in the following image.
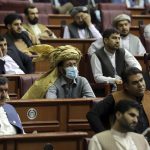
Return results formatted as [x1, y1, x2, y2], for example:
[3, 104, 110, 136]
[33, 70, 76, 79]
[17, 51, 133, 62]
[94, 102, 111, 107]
[0, 46, 33, 74]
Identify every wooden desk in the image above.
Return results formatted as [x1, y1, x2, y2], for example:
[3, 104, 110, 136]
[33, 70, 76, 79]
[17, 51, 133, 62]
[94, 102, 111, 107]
[0, 132, 87, 150]
[40, 39, 95, 55]
[48, 14, 72, 25]
[128, 8, 145, 15]
[131, 15, 150, 26]
[8, 98, 100, 133]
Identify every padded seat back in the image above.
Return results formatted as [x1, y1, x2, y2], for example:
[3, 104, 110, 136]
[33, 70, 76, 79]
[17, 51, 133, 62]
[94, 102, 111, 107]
[20, 74, 41, 98]
[98, 3, 126, 10]
[101, 10, 131, 31]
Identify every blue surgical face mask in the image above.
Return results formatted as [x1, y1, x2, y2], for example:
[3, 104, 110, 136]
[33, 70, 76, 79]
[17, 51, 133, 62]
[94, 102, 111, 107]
[65, 66, 78, 80]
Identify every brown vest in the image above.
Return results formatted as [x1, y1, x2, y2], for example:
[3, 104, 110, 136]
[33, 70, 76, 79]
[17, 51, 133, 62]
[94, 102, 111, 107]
[112, 90, 150, 125]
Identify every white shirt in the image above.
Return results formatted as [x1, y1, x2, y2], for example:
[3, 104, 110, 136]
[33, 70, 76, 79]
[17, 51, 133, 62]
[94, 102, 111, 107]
[120, 35, 146, 56]
[89, 129, 138, 150]
[63, 24, 102, 39]
[90, 48, 142, 84]
[0, 107, 16, 136]
[1, 55, 24, 74]
[144, 24, 150, 38]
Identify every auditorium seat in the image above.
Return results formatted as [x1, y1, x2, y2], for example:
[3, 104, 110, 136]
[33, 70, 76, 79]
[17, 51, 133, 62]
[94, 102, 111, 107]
[3, 74, 41, 99]
[100, 10, 131, 31]
[0, 1, 29, 13]
[98, 3, 127, 10]
[33, 2, 53, 14]
[0, 11, 16, 24]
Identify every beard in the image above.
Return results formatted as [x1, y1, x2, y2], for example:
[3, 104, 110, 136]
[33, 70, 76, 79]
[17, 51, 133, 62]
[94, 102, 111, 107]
[28, 17, 38, 25]
[74, 22, 87, 29]
[120, 120, 137, 132]
[11, 30, 23, 39]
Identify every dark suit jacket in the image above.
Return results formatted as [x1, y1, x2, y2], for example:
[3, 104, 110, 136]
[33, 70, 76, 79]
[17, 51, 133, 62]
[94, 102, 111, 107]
[86, 94, 149, 134]
[0, 46, 33, 74]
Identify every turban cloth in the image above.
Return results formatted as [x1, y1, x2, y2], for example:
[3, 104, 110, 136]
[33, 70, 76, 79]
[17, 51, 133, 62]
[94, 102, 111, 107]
[22, 44, 82, 99]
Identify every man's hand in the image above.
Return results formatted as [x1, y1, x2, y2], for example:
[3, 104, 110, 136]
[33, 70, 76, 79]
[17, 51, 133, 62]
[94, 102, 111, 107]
[0, 50, 3, 57]
[115, 79, 123, 85]
[82, 13, 92, 27]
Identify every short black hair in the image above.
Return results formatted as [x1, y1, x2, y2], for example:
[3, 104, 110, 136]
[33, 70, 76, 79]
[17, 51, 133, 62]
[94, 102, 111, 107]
[24, 5, 37, 16]
[122, 67, 143, 84]
[0, 35, 6, 42]
[103, 28, 120, 39]
[114, 100, 141, 114]
[0, 76, 8, 86]
[4, 13, 23, 27]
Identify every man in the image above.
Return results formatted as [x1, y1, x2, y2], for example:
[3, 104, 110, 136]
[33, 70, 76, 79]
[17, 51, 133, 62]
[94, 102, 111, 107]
[144, 24, 150, 38]
[4, 13, 38, 56]
[0, 35, 33, 74]
[87, 67, 150, 134]
[23, 5, 57, 42]
[88, 14, 146, 56]
[0, 76, 24, 135]
[51, 0, 73, 14]
[89, 100, 150, 150]
[90, 28, 141, 84]
[22, 45, 95, 99]
[63, 6, 102, 39]
[113, 14, 146, 56]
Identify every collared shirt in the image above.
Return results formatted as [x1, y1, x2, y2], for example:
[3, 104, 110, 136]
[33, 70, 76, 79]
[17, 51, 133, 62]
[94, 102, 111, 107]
[144, 24, 150, 38]
[63, 24, 102, 39]
[120, 35, 146, 56]
[46, 76, 95, 98]
[89, 129, 140, 150]
[0, 107, 16, 136]
[1, 55, 24, 74]
[90, 48, 142, 83]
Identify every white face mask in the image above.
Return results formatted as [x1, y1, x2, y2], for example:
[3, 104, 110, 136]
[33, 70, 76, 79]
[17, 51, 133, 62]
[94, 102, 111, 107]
[65, 66, 79, 80]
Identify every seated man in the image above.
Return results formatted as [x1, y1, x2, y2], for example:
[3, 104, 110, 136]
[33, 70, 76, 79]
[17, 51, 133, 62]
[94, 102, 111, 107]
[88, 14, 146, 56]
[4, 13, 38, 56]
[87, 67, 150, 134]
[22, 45, 95, 99]
[23, 5, 57, 42]
[89, 100, 150, 150]
[125, 0, 144, 8]
[51, 0, 73, 14]
[0, 76, 24, 135]
[144, 24, 150, 38]
[63, 6, 102, 39]
[90, 28, 141, 84]
[0, 35, 33, 74]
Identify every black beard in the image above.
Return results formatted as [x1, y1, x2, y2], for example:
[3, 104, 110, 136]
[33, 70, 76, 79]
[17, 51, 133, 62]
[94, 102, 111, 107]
[120, 33, 129, 37]
[28, 17, 38, 25]
[74, 22, 87, 29]
[11, 31, 23, 39]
